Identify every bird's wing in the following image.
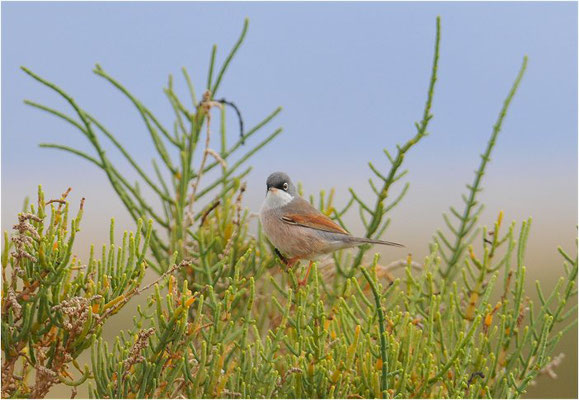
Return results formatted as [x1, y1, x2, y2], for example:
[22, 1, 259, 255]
[280, 197, 349, 235]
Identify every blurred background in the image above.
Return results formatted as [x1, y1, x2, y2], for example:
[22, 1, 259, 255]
[2, 2, 577, 398]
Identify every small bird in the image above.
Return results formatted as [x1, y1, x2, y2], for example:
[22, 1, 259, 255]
[259, 172, 403, 285]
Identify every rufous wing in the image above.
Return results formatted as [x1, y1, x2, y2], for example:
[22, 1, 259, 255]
[280, 213, 349, 235]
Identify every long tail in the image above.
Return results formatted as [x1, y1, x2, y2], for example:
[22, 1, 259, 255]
[349, 236, 404, 248]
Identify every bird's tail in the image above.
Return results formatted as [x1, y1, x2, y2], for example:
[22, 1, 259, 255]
[349, 236, 404, 248]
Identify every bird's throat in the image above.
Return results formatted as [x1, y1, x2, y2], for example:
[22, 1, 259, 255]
[261, 189, 293, 211]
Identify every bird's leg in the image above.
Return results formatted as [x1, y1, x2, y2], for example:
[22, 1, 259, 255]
[274, 248, 288, 265]
[274, 248, 300, 270]
[298, 260, 314, 287]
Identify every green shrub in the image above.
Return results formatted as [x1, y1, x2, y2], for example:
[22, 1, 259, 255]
[2, 17, 576, 399]
[1, 188, 152, 397]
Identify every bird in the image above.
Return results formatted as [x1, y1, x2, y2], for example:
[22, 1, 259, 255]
[259, 172, 403, 285]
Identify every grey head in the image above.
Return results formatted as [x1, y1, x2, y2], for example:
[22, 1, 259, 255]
[266, 172, 298, 196]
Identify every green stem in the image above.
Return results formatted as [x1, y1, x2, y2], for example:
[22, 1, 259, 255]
[360, 265, 389, 394]
[442, 56, 528, 280]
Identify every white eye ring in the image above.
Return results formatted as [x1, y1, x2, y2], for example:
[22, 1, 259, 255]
[282, 182, 289, 191]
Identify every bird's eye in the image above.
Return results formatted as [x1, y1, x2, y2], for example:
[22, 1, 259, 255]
[282, 182, 289, 191]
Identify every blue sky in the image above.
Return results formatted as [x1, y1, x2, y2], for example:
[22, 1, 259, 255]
[2, 1, 577, 251]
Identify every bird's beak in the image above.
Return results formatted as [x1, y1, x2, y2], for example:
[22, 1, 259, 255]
[266, 187, 278, 197]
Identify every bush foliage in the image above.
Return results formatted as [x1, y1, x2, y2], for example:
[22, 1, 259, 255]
[2, 17, 576, 399]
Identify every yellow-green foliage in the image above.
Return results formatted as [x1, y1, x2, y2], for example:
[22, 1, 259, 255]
[1, 188, 150, 398]
[2, 186, 576, 399]
[6, 16, 577, 399]
[87, 209, 577, 398]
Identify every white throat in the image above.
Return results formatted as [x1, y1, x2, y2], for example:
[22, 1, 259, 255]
[261, 189, 293, 211]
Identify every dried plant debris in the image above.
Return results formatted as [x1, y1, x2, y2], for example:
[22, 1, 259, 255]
[0, 187, 183, 398]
